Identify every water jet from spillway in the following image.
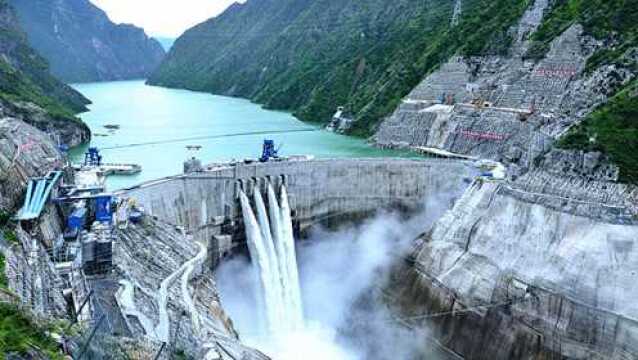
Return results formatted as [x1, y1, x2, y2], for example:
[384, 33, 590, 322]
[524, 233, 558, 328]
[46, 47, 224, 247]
[239, 184, 304, 334]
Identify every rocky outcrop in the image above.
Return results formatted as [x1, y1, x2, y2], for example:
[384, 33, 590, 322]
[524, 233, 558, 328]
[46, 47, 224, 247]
[387, 177, 638, 359]
[0, 118, 66, 212]
[8, 0, 165, 83]
[326, 107, 355, 134]
[0, 100, 90, 148]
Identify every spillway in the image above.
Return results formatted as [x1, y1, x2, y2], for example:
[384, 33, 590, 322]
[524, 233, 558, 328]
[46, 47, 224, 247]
[117, 157, 474, 357]
[239, 184, 305, 334]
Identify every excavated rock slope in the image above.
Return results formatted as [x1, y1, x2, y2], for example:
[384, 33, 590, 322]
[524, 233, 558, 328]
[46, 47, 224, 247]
[110, 218, 268, 359]
[0, 120, 67, 316]
[387, 178, 638, 359]
[374, 0, 634, 178]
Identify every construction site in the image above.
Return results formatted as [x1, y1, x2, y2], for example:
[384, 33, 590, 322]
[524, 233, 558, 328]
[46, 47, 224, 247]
[1, 0, 638, 358]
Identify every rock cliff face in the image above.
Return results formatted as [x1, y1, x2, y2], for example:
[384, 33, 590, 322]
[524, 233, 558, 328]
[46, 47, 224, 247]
[0, 120, 68, 320]
[386, 176, 638, 359]
[0, 99, 90, 148]
[0, 118, 65, 212]
[8, 0, 165, 83]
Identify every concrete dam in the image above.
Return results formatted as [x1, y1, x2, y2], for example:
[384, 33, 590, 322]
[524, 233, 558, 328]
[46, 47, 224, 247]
[6, 120, 637, 359]
[119, 158, 474, 262]
[115, 156, 638, 359]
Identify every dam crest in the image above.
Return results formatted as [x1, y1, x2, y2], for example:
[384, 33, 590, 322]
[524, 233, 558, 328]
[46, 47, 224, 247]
[118, 158, 474, 264]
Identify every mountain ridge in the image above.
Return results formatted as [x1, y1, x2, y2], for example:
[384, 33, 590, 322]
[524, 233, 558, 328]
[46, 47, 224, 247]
[8, 0, 165, 83]
[0, 0, 90, 146]
[149, 0, 534, 134]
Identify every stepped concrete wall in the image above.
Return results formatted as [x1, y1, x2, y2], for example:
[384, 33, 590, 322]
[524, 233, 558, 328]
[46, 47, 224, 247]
[373, 0, 628, 176]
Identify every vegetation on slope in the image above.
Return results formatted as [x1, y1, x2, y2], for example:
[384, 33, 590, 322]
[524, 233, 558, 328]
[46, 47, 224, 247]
[527, 0, 638, 183]
[0, 0, 89, 120]
[526, 0, 638, 71]
[0, 253, 7, 290]
[150, 0, 531, 136]
[0, 213, 17, 247]
[559, 81, 638, 183]
[0, 302, 65, 360]
[0, 60, 78, 120]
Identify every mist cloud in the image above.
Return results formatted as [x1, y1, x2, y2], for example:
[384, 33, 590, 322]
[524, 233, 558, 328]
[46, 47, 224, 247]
[216, 183, 465, 359]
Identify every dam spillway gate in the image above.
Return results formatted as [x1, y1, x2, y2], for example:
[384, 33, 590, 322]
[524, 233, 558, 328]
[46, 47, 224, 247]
[118, 158, 474, 267]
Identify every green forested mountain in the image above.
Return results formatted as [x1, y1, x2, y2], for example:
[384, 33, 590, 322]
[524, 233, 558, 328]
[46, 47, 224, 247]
[149, 0, 532, 135]
[8, 0, 165, 83]
[0, 0, 90, 141]
[0, 0, 89, 115]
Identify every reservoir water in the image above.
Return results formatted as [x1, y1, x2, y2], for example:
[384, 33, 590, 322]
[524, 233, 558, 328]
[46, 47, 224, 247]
[70, 80, 405, 190]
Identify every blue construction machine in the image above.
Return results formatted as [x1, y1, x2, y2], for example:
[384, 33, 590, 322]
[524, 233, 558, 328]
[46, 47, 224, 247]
[259, 140, 280, 162]
[84, 147, 103, 166]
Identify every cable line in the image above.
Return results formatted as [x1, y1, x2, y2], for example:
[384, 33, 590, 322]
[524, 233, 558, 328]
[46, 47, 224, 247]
[98, 128, 320, 151]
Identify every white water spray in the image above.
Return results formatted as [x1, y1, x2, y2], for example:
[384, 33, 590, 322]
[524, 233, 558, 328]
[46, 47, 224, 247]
[253, 189, 286, 329]
[239, 190, 280, 333]
[240, 183, 304, 333]
[279, 185, 304, 328]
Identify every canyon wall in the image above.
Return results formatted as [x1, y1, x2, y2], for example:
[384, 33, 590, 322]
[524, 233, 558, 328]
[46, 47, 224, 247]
[0, 0, 91, 146]
[0, 119, 68, 318]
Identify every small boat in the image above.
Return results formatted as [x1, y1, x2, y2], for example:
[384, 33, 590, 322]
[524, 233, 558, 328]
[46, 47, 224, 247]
[186, 145, 202, 151]
[104, 124, 120, 130]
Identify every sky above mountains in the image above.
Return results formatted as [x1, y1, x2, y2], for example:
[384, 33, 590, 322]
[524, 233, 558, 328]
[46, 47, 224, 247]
[90, 0, 241, 37]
